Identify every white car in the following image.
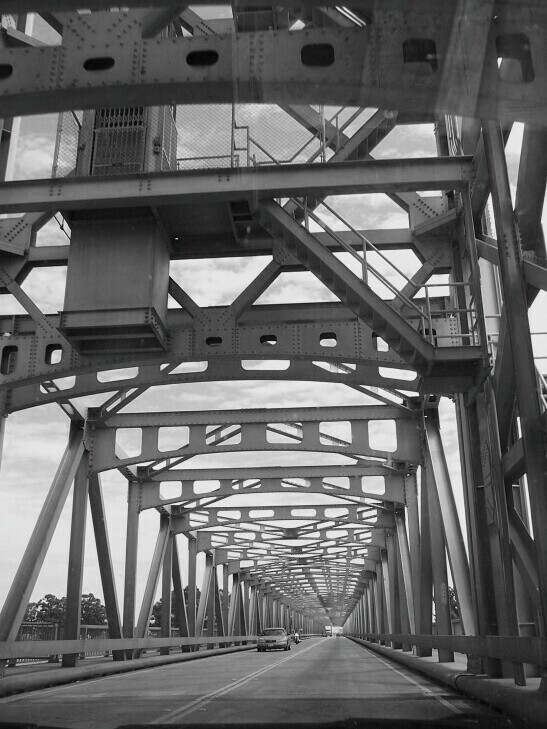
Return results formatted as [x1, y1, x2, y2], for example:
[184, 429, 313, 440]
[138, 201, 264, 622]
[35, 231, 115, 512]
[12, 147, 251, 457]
[257, 627, 291, 652]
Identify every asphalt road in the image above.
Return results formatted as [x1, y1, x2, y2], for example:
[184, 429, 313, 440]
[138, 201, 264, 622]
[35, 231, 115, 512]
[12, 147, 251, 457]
[0, 637, 518, 728]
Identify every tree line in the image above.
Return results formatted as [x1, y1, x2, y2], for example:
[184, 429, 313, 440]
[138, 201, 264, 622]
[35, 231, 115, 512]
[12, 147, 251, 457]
[23, 588, 201, 627]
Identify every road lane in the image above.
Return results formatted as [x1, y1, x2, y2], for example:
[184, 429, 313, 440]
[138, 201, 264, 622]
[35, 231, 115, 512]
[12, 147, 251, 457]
[0, 638, 518, 727]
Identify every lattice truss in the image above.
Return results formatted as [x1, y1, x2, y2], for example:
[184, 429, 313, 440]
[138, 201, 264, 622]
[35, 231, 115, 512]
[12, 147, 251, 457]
[0, 1, 546, 680]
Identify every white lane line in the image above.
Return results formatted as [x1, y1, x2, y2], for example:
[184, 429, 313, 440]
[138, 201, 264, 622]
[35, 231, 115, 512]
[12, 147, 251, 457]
[153, 639, 326, 724]
[362, 648, 463, 715]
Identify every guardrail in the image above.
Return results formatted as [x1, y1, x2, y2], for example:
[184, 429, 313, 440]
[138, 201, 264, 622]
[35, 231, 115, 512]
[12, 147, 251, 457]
[350, 633, 547, 668]
[1, 635, 256, 663]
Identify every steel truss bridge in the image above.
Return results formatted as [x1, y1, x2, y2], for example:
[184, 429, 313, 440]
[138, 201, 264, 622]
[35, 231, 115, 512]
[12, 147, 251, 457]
[0, 0, 546, 719]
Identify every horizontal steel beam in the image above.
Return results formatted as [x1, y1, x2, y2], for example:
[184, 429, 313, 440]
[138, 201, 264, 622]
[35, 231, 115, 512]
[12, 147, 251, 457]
[99, 405, 417, 428]
[0, 158, 474, 214]
[2, 0, 542, 11]
[89, 408, 421, 473]
[139, 469, 406, 510]
[148, 464, 395, 482]
[0, 9, 546, 125]
[17, 229, 415, 263]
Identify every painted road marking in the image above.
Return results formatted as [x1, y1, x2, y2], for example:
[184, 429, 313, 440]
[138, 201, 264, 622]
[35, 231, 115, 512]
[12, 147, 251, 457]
[152, 639, 326, 724]
[362, 647, 463, 715]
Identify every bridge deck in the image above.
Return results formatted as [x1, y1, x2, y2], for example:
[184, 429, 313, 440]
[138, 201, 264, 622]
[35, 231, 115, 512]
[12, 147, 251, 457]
[0, 637, 515, 728]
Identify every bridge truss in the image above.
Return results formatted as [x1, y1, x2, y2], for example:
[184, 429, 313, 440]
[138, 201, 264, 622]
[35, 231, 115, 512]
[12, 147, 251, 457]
[0, 0, 546, 689]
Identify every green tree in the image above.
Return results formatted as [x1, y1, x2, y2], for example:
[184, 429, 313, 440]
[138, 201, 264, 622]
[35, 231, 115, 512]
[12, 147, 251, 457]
[151, 586, 200, 628]
[80, 593, 107, 625]
[23, 593, 107, 624]
[35, 594, 66, 622]
[448, 586, 460, 619]
[23, 601, 39, 622]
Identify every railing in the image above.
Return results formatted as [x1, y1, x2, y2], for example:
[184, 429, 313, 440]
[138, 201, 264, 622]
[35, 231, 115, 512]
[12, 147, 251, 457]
[349, 632, 547, 672]
[287, 196, 479, 347]
[1, 635, 257, 666]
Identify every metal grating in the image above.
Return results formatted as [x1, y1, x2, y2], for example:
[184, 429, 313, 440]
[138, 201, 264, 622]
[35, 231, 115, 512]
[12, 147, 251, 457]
[91, 107, 146, 176]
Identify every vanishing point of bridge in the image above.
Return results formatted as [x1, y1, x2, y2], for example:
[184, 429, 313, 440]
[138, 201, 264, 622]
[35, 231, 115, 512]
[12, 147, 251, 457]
[0, 2, 546, 726]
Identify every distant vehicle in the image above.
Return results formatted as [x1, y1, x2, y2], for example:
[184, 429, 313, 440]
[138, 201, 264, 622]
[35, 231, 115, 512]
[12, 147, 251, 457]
[257, 627, 291, 652]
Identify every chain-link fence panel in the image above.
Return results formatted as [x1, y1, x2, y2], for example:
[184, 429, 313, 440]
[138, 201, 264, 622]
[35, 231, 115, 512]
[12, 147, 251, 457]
[52, 111, 82, 178]
[176, 104, 233, 169]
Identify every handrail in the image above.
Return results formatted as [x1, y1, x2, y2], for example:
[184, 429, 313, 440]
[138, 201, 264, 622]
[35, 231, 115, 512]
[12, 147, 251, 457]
[319, 199, 417, 289]
[288, 197, 429, 326]
[0, 635, 257, 660]
[350, 632, 547, 668]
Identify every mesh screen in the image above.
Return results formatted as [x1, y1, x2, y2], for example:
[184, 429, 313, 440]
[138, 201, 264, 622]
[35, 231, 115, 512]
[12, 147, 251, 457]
[176, 104, 324, 168]
[52, 111, 82, 178]
[52, 103, 350, 175]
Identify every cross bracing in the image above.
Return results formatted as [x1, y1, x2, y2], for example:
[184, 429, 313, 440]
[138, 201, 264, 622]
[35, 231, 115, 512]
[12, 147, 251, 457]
[0, 3, 546, 699]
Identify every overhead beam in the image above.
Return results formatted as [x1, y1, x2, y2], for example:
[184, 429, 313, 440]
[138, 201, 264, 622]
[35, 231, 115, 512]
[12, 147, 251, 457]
[0, 17, 546, 124]
[97, 404, 415, 429]
[0, 158, 474, 214]
[2, 0, 543, 11]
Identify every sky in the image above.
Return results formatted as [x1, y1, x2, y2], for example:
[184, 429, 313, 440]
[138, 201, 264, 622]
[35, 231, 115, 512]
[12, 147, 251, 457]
[0, 11, 545, 624]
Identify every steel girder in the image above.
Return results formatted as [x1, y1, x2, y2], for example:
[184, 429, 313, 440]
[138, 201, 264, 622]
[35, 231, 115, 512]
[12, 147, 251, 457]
[137, 465, 406, 511]
[87, 405, 421, 473]
[0, 4, 546, 125]
[1, 295, 482, 415]
[0, 158, 474, 214]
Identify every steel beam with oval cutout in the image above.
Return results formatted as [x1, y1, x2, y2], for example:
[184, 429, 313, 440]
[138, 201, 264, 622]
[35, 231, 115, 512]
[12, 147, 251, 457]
[0, 8, 545, 125]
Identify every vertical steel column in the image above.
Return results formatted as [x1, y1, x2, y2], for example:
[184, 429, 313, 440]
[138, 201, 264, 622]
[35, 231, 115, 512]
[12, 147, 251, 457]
[206, 563, 216, 643]
[88, 474, 123, 660]
[425, 420, 476, 635]
[187, 535, 197, 638]
[428, 478, 454, 662]
[122, 482, 140, 650]
[222, 564, 229, 635]
[454, 392, 502, 675]
[160, 532, 173, 655]
[367, 582, 375, 637]
[386, 532, 402, 648]
[0, 414, 7, 473]
[214, 566, 225, 637]
[135, 514, 170, 640]
[417, 467, 433, 657]
[196, 551, 213, 637]
[256, 586, 263, 634]
[373, 565, 383, 640]
[395, 533, 412, 651]
[405, 474, 421, 638]
[241, 579, 249, 635]
[63, 451, 90, 668]
[248, 584, 256, 635]
[395, 509, 416, 635]
[380, 550, 392, 638]
[481, 383, 526, 682]
[483, 120, 547, 644]
[227, 572, 239, 636]
[171, 537, 189, 648]
[0, 424, 84, 643]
